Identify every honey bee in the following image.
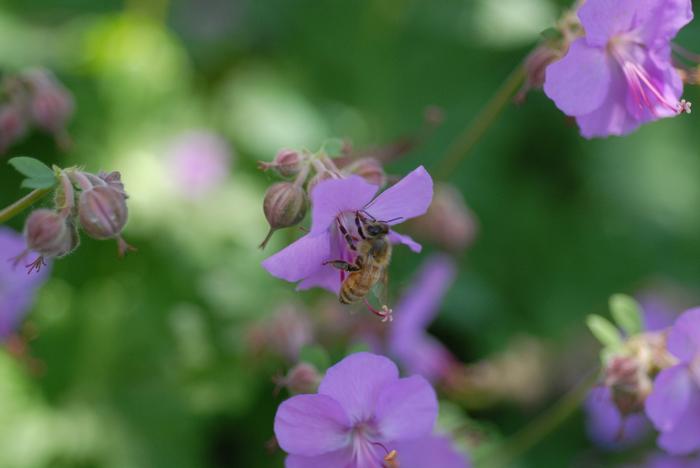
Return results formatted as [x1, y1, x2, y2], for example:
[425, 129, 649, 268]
[324, 211, 394, 321]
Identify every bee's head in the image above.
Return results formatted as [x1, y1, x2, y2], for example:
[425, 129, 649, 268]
[364, 221, 389, 238]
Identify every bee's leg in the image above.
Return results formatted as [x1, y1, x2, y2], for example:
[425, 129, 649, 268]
[354, 212, 366, 239]
[336, 218, 357, 251]
[323, 260, 361, 272]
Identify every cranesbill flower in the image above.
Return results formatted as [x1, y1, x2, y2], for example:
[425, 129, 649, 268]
[645, 308, 700, 455]
[262, 166, 432, 294]
[388, 254, 459, 383]
[0, 227, 49, 339]
[274, 352, 438, 467]
[544, 0, 693, 138]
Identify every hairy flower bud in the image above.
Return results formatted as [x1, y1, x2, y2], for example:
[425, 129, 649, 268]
[345, 157, 386, 187]
[259, 182, 307, 249]
[263, 149, 304, 178]
[21, 210, 78, 274]
[78, 186, 128, 240]
[98, 171, 127, 196]
[275, 363, 322, 395]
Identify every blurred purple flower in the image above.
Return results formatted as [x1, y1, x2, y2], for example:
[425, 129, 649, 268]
[262, 167, 432, 294]
[645, 308, 700, 455]
[167, 131, 232, 199]
[585, 386, 651, 449]
[388, 254, 459, 383]
[544, 0, 693, 138]
[392, 435, 470, 468]
[0, 227, 49, 339]
[638, 292, 678, 332]
[274, 352, 438, 467]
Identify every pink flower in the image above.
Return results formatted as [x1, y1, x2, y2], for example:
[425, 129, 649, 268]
[544, 0, 693, 138]
[167, 131, 232, 199]
[261, 166, 433, 294]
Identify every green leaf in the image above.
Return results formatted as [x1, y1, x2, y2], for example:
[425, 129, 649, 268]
[8, 157, 54, 180]
[540, 27, 562, 41]
[586, 314, 622, 348]
[609, 294, 643, 336]
[298, 345, 330, 371]
[21, 175, 58, 189]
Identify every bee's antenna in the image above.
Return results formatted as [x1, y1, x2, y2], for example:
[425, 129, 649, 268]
[358, 209, 376, 221]
[382, 216, 403, 223]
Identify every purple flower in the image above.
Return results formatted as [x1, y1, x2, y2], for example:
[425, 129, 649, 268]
[544, 0, 693, 138]
[636, 452, 700, 468]
[585, 386, 651, 449]
[392, 435, 470, 468]
[274, 352, 439, 467]
[645, 308, 700, 455]
[0, 227, 49, 339]
[388, 254, 459, 383]
[262, 166, 432, 294]
[167, 131, 232, 199]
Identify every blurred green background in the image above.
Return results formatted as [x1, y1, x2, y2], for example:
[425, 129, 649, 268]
[1, 0, 699, 467]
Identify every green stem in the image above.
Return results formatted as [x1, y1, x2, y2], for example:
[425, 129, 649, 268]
[479, 368, 600, 468]
[435, 64, 526, 180]
[0, 188, 52, 224]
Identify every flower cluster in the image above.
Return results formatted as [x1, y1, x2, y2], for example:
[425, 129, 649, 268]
[259, 143, 433, 320]
[274, 352, 469, 468]
[0, 68, 74, 153]
[588, 295, 700, 456]
[543, 0, 694, 138]
[14, 168, 132, 273]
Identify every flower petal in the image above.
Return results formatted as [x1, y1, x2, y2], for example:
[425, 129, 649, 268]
[645, 365, 693, 432]
[578, 0, 654, 46]
[262, 233, 330, 283]
[318, 352, 399, 423]
[584, 386, 650, 448]
[575, 64, 641, 138]
[374, 375, 438, 441]
[388, 230, 421, 253]
[310, 176, 377, 235]
[656, 388, 700, 455]
[392, 436, 469, 468]
[364, 166, 433, 225]
[544, 38, 611, 117]
[667, 308, 700, 363]
[274, 394, 351, 457]
[638, 0, 693, 49]
[285, 448, 353, 468]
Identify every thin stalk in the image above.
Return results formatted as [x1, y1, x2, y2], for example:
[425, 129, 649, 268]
[0, 188, 52, 224]
[479, 368, 600, 468]
[436, 64, 526, 180]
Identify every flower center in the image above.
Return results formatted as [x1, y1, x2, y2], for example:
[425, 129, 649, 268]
[608, 36, 691, 117]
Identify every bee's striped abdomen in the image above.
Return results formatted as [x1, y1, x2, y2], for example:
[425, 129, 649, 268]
[339, 264, 380, 304]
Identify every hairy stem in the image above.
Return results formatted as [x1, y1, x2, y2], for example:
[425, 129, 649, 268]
[0, 188, 52, 224]
[479, 368, 600, 468]
[436, 64, 526, 180]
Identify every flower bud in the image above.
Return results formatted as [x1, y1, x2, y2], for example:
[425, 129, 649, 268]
[408, 183, 477, 253]
[0, 104, 27, 153]
[603, 355, 651, 416]
[24, 209, 74, 258]
[24, 69, 74, 136]
[345, 157, 386, 187]
[98, 171, 127, 196]
[275, 363, 322, 395]
[78, 186, 128, 240]
[259, 182, 307, 249]
[262, 149, 304, 178]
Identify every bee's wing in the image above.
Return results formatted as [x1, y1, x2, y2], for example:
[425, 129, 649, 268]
[370, 267, 390, 307]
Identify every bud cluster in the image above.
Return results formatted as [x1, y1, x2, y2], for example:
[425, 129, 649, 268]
[257, 145, 388, 248]
[17, 168, 132, 273]
[0, 68, 74, 154]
